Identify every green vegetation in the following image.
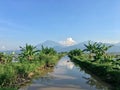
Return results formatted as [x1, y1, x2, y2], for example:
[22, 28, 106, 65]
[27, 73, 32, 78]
[0, 52, 13, 64]
[83, 41, 113, 61]
[68, 41, 120, 90]
[19, 44, 39, 62]
[0, 44, 63, 89]
[1, 41, 120, 89]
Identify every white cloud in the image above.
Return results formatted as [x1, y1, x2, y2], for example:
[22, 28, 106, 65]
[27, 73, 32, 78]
[59, 37, 76, 46]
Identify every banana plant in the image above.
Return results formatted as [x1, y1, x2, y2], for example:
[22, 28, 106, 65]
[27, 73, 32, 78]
[84, 41, 113, 61]
[40, 45, 57, 55]
[84, 41, 97, 59]
[69, 49, 83, 56]
[19, 44, 39, 62]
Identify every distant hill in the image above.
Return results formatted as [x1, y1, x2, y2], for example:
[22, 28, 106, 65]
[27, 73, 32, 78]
[36, 40, 65, 51]
[1, 40, 120, 53]
[58, 42, 86, 52]
[108, 46, 120, 52]
[57, 41, 120, 53]
[36, 40, 61, 48]
[0, 50, 20, 54]
[115, 43, 120, 46]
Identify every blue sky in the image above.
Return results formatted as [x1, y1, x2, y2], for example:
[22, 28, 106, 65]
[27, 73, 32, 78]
[0, 0, 120, 50]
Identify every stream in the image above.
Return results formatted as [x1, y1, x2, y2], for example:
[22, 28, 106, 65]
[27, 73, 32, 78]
[20, 56, 111, 90]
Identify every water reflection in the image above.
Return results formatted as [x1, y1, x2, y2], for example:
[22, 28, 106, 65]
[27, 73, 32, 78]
[20, 56, 111, 90]
[83, 77, 109, 90]
[70, 57, 111, 90]
[57, 58, 74, 70]
[33, 75, 55, 84]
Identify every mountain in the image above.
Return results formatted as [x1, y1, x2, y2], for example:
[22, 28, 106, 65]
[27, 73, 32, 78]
[108, 46, 120, 53]
[58, 41, 120, 53]
[36, 40, 61, 48]
[58, 41, 102, 52]
[58, 42, 86, 52]
[36, 40, 65, 51]
[35, 40, 120, 52]
[36, 40, 91, 52]
[107, 43, 120, 53]
[1, 40, 120, 53]
[0, 50, 20, 54]
[115, 42, 120, 46]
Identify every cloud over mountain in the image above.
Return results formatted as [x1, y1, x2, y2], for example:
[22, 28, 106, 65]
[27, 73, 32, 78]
[59, 37, 76, 46]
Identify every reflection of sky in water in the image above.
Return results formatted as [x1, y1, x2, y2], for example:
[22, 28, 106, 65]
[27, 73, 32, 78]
[20, 56, 111, 90]
[58, 59, 74, 70]
[53, 56, 91, 83]
[54, 56, 91, 79]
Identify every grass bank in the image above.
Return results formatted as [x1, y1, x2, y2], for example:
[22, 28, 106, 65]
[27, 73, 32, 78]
[69, 55, 120, 90]
[0, 44, 65, 90]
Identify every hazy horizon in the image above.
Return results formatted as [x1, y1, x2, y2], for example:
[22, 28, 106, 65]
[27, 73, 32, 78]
[1, 38, 120, 51]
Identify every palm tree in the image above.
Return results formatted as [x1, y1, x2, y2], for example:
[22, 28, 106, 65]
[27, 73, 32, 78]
[19, 44, 39, 62]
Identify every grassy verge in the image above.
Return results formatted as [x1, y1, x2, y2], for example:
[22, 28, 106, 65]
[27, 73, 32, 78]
[0, 54, 62, 90]
[69, 55, 120, 90]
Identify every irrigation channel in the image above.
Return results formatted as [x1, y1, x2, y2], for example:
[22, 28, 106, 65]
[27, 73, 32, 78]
[20, 56, 111, 90]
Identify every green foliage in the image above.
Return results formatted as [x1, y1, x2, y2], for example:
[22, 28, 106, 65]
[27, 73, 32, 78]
[84, 41, 113, 61]
[0, 64, 16, 88]
[69, 54, 120, 89]
[68, 49, 83, 56]
[0, 52, 13, 64]
[0, 44, 63, 89]
[40, 45, 57, 55]
[19, 44, 39, 62]
[68, 41, 120, 89]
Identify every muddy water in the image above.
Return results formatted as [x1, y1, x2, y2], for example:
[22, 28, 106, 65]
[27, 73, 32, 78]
[20, 56, 111, 90]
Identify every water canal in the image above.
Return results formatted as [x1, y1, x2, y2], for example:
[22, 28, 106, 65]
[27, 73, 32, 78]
[20, 56, 111, 90]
